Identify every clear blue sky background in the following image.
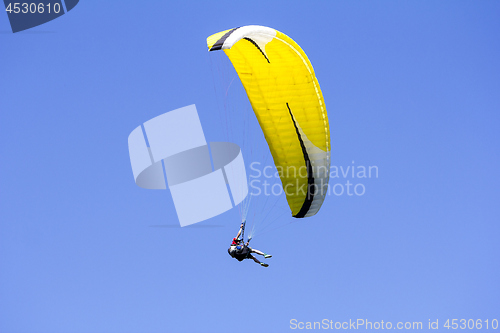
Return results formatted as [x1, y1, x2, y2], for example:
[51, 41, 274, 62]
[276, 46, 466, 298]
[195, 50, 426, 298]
[1, 1, 499, 332]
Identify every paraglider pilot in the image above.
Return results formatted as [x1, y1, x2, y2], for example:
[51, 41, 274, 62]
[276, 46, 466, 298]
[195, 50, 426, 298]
[228, 223, 272, 267]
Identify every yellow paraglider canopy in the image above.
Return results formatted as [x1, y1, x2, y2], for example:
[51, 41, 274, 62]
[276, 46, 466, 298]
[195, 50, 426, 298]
[207, 25, 330, 218]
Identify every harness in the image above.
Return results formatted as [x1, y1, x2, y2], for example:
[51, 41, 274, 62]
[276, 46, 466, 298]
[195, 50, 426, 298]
[233, 245, 251, 261]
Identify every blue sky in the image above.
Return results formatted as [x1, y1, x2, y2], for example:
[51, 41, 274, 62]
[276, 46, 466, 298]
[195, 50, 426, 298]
[1, 1, 499, 332]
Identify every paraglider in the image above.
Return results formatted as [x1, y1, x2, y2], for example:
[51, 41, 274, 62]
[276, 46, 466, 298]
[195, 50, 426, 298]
[228, 223, 272, 267]
[207, 25, 331, 265]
